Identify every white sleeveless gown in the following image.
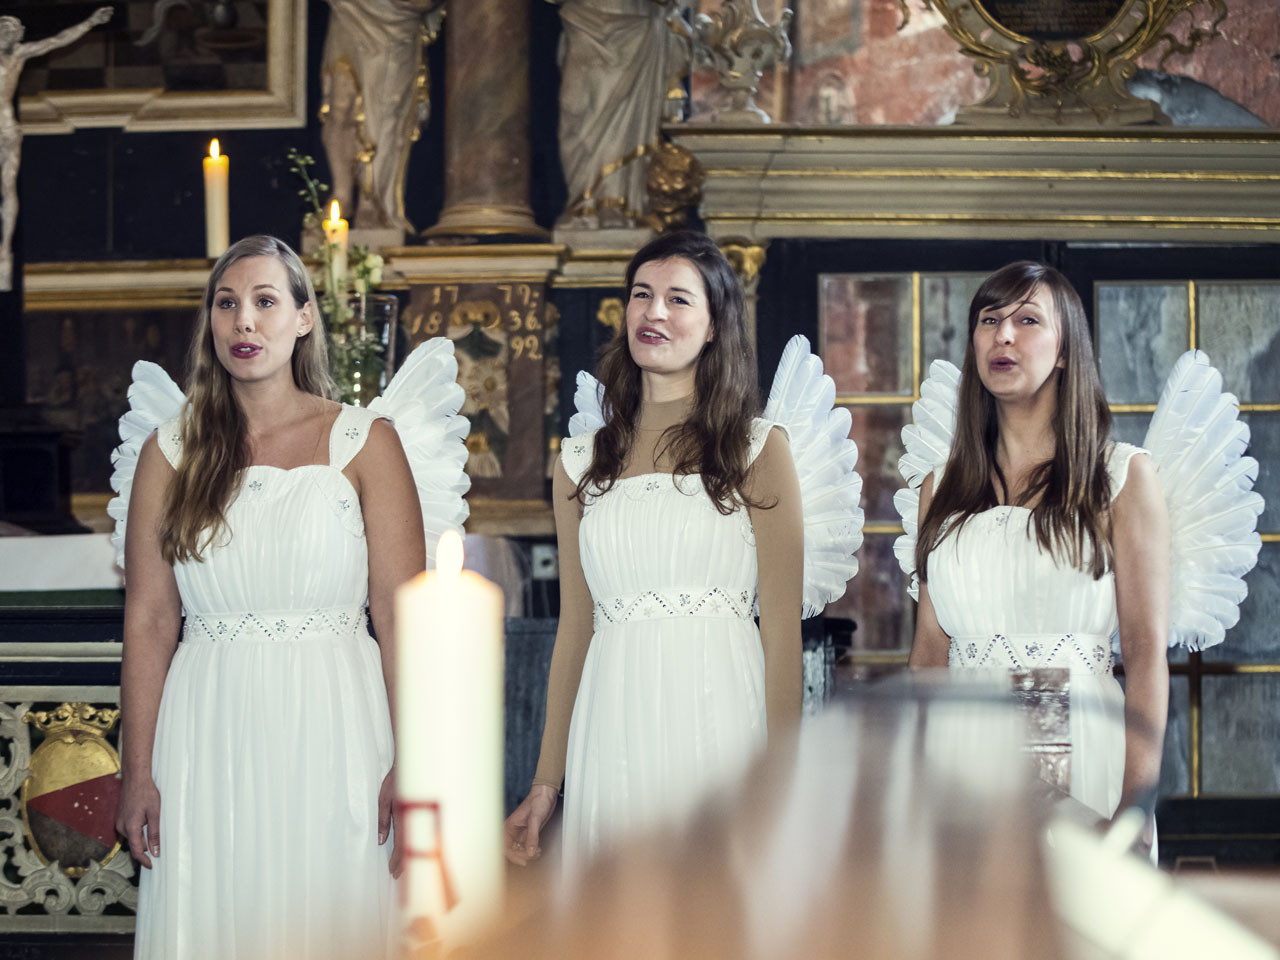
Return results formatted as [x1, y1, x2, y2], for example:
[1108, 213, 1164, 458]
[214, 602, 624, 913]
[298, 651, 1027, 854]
[134, 406, 397, 960]
[557, 422, 777, 872]
[925, 443, 1145, 817]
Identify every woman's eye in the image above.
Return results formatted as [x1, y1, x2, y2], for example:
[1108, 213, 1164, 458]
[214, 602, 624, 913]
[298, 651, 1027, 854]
[671, 296, 689, 306]
[257, 297, 275, 308]
[217, 298, 235, 310]
[630, 289, 649, 300]
[1021, 315, 1038, 324]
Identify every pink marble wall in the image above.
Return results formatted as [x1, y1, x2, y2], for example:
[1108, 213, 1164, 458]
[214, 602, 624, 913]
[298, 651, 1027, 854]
[688, 0, 1279, 127]
[1136, 0, 1280, 128]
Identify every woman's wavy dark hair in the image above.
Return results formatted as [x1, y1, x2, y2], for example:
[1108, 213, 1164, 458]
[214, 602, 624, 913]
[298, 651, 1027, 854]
[574, 230, 761, 514]
[159, 235, 333, 563]
[915, 260, 1114, 581]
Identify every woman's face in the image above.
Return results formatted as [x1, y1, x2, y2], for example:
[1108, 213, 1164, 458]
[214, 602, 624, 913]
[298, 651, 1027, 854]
[209, 255, 313, 388]
[972, 283, 1064, 404]
[625, 257, 714, 382]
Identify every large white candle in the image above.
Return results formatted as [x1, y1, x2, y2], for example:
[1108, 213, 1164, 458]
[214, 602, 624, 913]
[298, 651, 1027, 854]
[203, 139, 229, 258]
[322, 199, 349, 285]
[395, 530, 504, 948]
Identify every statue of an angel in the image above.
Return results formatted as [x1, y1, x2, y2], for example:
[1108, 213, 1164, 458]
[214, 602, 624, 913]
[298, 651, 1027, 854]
[0, 7, 114, 291]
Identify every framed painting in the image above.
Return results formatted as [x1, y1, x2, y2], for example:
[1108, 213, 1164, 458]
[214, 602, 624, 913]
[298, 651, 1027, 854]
[15, 0, 305, 133]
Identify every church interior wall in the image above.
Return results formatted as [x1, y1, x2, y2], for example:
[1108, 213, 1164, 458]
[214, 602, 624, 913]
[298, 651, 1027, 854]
[3, 4, 1280, 937]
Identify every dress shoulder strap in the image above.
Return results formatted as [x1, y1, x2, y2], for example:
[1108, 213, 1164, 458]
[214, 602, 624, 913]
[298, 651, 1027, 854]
[1106, 441, 1149, 502]
[330, 405, 391, 472]
[748, 418, 788, 466]
[157, 417, 183, 468]
[560, 430, 597, 486]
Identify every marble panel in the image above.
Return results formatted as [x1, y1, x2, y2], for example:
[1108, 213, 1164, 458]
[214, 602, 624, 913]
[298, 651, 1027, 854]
[1242, 413, 1280, 532]
[1202, 675, 1280, 794]
[1108, 412, 1151, 448]
[845, 403, 910, 523]
[1096, 283, 1190, 404]
[820, 274, 913, 397]
[1195, 283, 1280, 404]
[1160, 675, 1191, 797]
[825, 534, 913, 654]
[1205, 543, 1280, 664]
[1120, 673, 1191, 797]
[921, 273, 985, 371]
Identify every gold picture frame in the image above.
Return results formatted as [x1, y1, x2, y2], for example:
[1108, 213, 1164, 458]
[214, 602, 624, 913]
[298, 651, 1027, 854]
[18, 0, 306, 134]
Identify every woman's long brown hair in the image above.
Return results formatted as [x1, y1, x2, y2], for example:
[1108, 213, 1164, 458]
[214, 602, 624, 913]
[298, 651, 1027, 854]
[575, 231, 762, 514]
[915, 261, 1114, 581]
[159, 235, 334, 563]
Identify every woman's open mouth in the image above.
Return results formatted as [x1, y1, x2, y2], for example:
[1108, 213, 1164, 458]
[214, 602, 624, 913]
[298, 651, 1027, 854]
[232, 343, 262, 359]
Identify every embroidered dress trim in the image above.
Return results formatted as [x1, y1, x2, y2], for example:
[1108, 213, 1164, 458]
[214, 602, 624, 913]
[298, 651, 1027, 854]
[948, 632, 1114, 676]
[182, 604, 368, 644]
[593, 586, 756, 629]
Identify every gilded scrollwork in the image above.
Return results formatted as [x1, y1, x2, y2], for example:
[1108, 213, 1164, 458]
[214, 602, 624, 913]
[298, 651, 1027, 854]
[646, 141, 704, 231]
[907, 0, 1228, 125]
[693, 0, 793, 124]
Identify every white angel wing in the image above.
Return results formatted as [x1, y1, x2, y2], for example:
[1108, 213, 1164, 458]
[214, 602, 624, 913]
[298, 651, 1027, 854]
[107, 361, 186, 571]
[1143, 350, 1264, 651]
[568, 370, 605, 437]
[369, 338, 471, 568]
[892, 359, 961, 601]
[763, 335, 865, 618]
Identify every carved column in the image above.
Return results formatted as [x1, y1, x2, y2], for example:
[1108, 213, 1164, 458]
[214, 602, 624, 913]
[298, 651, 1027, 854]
[425, 0, 545, 239]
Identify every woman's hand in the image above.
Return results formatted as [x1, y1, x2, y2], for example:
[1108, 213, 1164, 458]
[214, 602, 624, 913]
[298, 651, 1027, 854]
[503, 784, 559, 866]
[378, 767, 403, 879]
[115, 772, 162, 869]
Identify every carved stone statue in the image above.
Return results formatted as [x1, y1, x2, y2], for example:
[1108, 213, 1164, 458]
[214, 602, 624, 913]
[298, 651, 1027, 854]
[319, 0, 444, 237]
[552, 0, 690, 230]
[0, 8, 113, 292]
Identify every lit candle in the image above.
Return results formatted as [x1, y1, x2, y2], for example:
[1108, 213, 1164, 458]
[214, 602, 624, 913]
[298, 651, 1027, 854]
[322, 199, 349, 285]
[203, 139, 229, 258]
[395, 530, 504, 949]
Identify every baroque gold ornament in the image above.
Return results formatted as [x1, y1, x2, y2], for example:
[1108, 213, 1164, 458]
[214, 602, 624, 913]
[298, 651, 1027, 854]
[906, 0, 1227, 125]
[646, 140, 704, 230]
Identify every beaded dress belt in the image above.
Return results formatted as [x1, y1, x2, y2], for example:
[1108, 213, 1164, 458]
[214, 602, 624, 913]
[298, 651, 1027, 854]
[182, 604, 368, 644]
[948, 632, 1114, 677]
[593, 587, 756, 629]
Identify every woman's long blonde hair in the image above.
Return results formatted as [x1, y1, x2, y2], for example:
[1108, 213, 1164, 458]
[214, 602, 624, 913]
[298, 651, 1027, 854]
[159, 235, 334, 563]
[915, 261, 1114, 581]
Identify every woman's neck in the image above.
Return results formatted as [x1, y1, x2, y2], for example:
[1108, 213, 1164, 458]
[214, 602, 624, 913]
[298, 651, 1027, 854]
[993, 393, 1056, 479]
[636, 392, 694, 432]
[231, 377, 318, 434]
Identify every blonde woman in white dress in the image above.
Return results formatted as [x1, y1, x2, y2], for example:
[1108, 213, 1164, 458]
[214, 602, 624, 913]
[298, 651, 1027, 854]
[110, 235, 469, 959]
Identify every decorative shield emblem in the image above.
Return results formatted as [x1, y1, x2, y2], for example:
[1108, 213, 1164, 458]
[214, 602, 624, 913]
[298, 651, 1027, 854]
[21, 703, 123, 877]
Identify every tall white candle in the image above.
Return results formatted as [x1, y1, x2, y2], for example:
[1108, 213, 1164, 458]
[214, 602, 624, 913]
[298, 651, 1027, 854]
[322, 199, 349, 285]
[395, 530, 504, 949]
[203, 139, 229, 258]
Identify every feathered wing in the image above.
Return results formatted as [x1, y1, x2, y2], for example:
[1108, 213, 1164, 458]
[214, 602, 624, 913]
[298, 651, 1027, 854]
[892, 359, 961, 601]
[369, 338, 471, 568]
[568, 370, 605, 437]
[1143, 350, 1264, 651]
[763, 335, 865, 618]
[107, 361, 186, 570]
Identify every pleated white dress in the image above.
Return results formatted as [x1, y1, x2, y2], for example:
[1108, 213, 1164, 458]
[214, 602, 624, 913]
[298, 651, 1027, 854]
[557, 423, 775, 871]
[925, 443, 1144, 818]
[135, 406, 396, 960]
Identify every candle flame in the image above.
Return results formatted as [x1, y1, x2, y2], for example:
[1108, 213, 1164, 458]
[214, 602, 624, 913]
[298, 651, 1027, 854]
[209, 138, 220, 160]
[436, 530, 463, 575]
[329, 199, 341, 222]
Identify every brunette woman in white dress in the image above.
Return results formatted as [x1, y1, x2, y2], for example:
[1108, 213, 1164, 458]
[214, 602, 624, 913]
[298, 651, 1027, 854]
[901, 261, 1170, 830]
